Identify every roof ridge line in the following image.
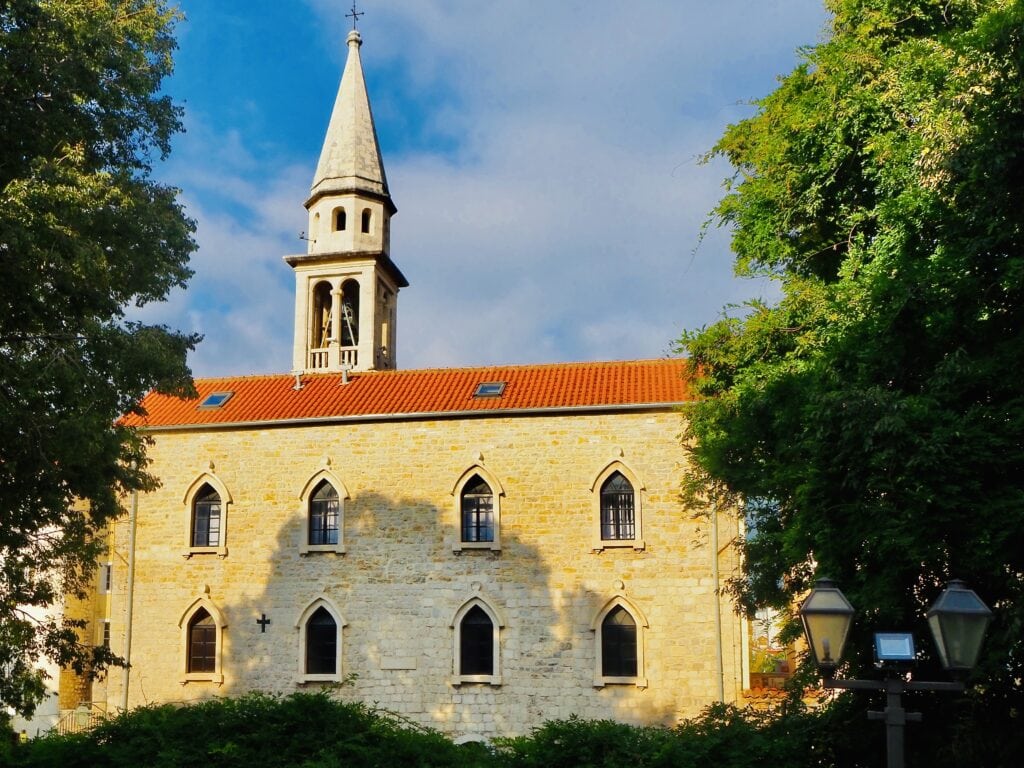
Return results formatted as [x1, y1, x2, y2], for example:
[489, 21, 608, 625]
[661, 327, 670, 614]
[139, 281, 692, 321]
[189, 357, 686, 384]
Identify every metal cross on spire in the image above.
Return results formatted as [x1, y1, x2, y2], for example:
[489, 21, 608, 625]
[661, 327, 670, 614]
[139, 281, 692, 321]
[345, 2, 364, 30]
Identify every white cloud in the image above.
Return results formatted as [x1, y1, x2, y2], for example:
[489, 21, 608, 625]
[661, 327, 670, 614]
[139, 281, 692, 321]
[157, 1, 829, 376]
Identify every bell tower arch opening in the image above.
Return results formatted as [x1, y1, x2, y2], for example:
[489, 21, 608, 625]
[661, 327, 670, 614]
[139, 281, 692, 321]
[311, 281, 333, 351]
[340, 279, 359, 348]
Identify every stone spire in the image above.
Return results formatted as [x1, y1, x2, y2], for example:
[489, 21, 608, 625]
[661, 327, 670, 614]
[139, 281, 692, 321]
[308, 29, 392, 209]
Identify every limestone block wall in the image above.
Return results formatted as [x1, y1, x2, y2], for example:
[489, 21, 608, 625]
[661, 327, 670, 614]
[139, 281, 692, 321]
[57, 534, 114, 712]
[100, 408, 745, 739]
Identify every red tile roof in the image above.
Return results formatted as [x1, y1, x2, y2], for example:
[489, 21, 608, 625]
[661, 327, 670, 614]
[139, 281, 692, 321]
[124, 359, 691, 429]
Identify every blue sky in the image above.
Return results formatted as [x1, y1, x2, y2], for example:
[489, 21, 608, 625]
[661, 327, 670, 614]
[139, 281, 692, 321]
[143, 1, 830, 378]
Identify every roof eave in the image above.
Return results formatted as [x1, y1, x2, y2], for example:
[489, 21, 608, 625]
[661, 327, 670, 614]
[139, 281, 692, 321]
[304, 185, 397, 215]
[130, 401, 688, 433]
[283, 249, 409, 288]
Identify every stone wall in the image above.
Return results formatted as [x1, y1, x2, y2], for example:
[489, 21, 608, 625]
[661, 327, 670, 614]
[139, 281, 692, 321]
[98, 408, 746, 739]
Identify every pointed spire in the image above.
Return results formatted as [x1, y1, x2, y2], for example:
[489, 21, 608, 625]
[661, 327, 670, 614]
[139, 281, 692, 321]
[308, 29, 392, 209]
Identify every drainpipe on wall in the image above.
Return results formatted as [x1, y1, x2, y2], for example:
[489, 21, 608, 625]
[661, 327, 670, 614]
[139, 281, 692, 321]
[711, 500, 725, 702]
[120, 485, 138, 712]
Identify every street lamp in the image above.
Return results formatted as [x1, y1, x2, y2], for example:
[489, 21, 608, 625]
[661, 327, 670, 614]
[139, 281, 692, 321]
[799, 578, 855, 674]
[926, 579, 992, 674]
[799, 579, 992, 768]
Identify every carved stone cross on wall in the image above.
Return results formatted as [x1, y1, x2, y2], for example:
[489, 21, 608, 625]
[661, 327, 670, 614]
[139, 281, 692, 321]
[256, 614, 271, 633]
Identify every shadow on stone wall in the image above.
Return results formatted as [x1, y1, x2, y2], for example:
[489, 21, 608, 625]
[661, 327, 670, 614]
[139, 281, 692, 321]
[182, 482, 683, 739]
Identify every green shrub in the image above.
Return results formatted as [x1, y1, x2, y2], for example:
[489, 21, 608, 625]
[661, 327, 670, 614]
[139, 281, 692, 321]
[10, 690, 1018, 767]
[1, 712, 16, 765]
[493, 700, 875, 768]
[14, 692, 489, 768]
[494, 716, 685, 768]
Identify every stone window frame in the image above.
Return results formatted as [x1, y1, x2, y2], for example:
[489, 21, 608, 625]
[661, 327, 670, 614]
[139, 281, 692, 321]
[450, 464, 504, 552]
[297, 467, 349, 555]
[98, 562, 113, 594]
[449, 595, 504, 687]
[453, 735, 488, 746]
[590, 460, 645, 552]
[99, 619, 111, 649]
[295, 595, 346, 684]
[182, 471, 231, 558]
[590, 595, 648, 689]
[178, 596, 227, 685]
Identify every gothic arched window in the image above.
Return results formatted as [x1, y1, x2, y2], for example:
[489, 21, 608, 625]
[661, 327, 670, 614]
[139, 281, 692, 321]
[180, 597, 227, 684]
[451, 598, 503, 685]
[600, 471, 635, 541]
[309, 481, 339, 546]
[296, 599, 345, 682]
[298, 470, 348, 555]
[460, 475, 494, 543]
[305, 607, 338, 675]
[600, 605, 638, 678]
[186, 608, 217, 675]
[191, 484, 222, 548]
[459, 605, 494, 676]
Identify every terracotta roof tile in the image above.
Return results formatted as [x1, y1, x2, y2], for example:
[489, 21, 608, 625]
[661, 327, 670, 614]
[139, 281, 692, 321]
[124, 359, 691, 429]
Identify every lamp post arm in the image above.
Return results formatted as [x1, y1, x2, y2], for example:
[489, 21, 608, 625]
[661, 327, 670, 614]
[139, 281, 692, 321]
[824, 678, 887, 691]
[823, 678, 965, 694]
[905, 680, 964, 693]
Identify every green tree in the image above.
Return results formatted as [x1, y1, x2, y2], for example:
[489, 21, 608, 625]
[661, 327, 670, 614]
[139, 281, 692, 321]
[681, 0, 1023, 761]
[0, 0, 196, 716]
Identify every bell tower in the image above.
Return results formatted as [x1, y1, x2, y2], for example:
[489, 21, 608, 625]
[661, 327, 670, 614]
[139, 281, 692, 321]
[285, 29, 407, 374]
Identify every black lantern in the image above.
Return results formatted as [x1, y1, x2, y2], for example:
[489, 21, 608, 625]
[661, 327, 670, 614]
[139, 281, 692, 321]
[926, 580, 992, 673]
[799, 578, 855, 672]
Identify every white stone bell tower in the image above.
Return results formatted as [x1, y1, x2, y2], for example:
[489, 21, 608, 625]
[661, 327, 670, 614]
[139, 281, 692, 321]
[285, 29, 407, 374]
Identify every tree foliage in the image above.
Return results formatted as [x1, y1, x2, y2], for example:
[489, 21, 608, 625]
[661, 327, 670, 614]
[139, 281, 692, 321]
[680, 0, 1024, 748]
[0, 0, 196, 715]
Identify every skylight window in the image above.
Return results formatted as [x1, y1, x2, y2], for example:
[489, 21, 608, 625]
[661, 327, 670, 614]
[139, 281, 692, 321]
[198, 391, 234, 409]
[473, 382, 506, 398]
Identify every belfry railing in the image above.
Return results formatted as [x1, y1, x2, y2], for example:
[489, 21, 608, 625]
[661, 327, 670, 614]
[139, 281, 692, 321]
[308, 346, 358, 371]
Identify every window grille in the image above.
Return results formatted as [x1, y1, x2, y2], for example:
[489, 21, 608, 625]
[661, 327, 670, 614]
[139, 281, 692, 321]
[188, 609, 217, 673]
[192, 485, 222, 547]
[600, 472, 635, 540]
[309, 481, 340, 545]
[461, 476, 494, 542]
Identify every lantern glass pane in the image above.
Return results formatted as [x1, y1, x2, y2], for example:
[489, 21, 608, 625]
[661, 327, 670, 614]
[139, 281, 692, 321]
[804, 613, 852, 665]
[804, 589, 852, 612]
[930, 612, 989, 670]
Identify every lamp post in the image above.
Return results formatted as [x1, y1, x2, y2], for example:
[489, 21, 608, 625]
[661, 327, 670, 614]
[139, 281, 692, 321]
[799, 579, 992, 768]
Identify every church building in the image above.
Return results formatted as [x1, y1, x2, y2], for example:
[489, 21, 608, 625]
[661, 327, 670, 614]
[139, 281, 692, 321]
[59, 28, 748, 741]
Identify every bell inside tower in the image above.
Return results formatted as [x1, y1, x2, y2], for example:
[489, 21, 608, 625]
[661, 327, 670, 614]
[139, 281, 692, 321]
[340, 279, 359, 347]
[312, 281, 333, 350]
